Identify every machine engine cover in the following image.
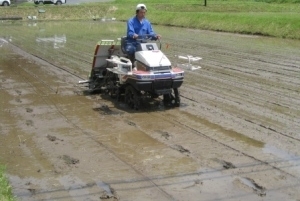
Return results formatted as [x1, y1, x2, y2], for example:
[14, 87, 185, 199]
[135, 50, 171, 68]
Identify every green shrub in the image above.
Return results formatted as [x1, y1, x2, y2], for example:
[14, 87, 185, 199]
[0, 166, 15, 201]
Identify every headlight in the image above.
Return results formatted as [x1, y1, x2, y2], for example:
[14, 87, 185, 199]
[175, 73, 183, 77]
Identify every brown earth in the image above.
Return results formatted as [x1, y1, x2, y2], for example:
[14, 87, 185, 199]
[0, 24, 300, 201]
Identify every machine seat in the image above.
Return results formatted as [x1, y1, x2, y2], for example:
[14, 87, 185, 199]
[121, 36, 128, 55]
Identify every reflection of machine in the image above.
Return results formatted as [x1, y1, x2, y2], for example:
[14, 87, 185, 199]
[0, 38, 8, 47]
[79, 37, 189, 109]
[35, 34, 66, 49]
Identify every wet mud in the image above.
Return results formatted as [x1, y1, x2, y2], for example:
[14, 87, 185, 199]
[0, 21, 300, 200]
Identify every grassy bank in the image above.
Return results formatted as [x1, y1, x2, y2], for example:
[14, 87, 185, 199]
[0, 166, 14, 201]
[0, 0, 299, 38]
[114, 0, 300, 39]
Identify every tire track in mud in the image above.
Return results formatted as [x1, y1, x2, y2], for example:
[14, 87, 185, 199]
[153, 111, 298, 178]
[180, 83, 300, 139]
[7, 33, 299, 179]
[4, 27, 300, 199]
[180, 91, 300, 143]
[2, 39, 275, 199]
[124, 106, 300, 180]
[162, 41, 300, 124]
[9, 29, 300, 119]
[7, 40, 86, 81]
[162, 35, 300, 142]
[177, 83, 300, 153]
[165, 35, 300, 89]
[145, 33, 300, 174]
[167, 39, 300, 92]
[103, 105, 300, 200]
[4, 26, 93, 75]
[5, 42, 177, 201]
[8, 40, 300, 182]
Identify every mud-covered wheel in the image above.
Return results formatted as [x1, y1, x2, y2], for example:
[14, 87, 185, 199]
[88, 70, 95, 90]
[88, 74, 97, 91]
[151, 93, 159, 99]
[88, 69, 104, 92]
[116, 87, 124, 102]
[174, 88, 180, 107]
[107, 81, 116, 98]
[108, 88, 116, 98]
[116, 88, 121, 101]
[125, 86, 140, 110]
[163, 89, 180, 107]
[88, 82, 95, 90]
[163, 93, 172, 106]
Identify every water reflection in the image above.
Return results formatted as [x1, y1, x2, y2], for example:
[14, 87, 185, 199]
[27, 22, 37, 27]
[36, 34, 67, 49]
[0, 38, 8, 47]
[0, 37, 12, 47]
[1, 20, 300, 81]
[263, 144, 300, 174]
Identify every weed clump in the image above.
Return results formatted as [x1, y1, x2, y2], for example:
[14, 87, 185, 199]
[0, 166, 15, 201]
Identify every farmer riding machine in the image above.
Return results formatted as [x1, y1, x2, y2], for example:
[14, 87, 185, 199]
[79, 36, 198, 109]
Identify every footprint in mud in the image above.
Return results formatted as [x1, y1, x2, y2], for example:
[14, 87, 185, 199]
[161, 132, 171, 140]
[24, 181, 37, 195]
[15, 89, 22, 95]
[47, 134, 63, 142]
[47, 135, 57, 141]
[26, 108, 33, 113]
[172, 144, 190, 154]
[156, 130, 172, 140]
[99, 185, 119, 200]
[234, 177, 266, 197]
[126, 121, 136, 127]
[221, 160, 236, 169]
[93, 104, 121, 115]
[28, 188, 36, 195]
[60, 155, 79, 165]
[15, 97, 22, 103]
[26, 120, 33, 126]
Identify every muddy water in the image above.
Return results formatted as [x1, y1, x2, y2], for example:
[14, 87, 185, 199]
[1, 21, 300, 200]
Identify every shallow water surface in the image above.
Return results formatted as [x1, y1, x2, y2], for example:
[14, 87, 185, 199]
[1, 20, 300, 200]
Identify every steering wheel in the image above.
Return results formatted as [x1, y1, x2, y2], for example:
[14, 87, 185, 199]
[136, 34, 161, 50]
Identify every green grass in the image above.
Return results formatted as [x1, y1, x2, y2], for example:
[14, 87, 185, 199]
[0, 166, 15, 201]
[0, 0, 299, 38]
[113, 0, 300, 39]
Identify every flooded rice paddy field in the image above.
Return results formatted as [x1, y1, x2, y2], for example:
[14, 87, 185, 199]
[0, 21, 300, 200]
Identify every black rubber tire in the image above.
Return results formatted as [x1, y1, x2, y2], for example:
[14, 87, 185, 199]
[163, 93, 172, 106]
[107, 81, 116, 98]
[151, 93, 159, 99]
[174, 88, 180, 107]
[125, 86, 140, 110]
